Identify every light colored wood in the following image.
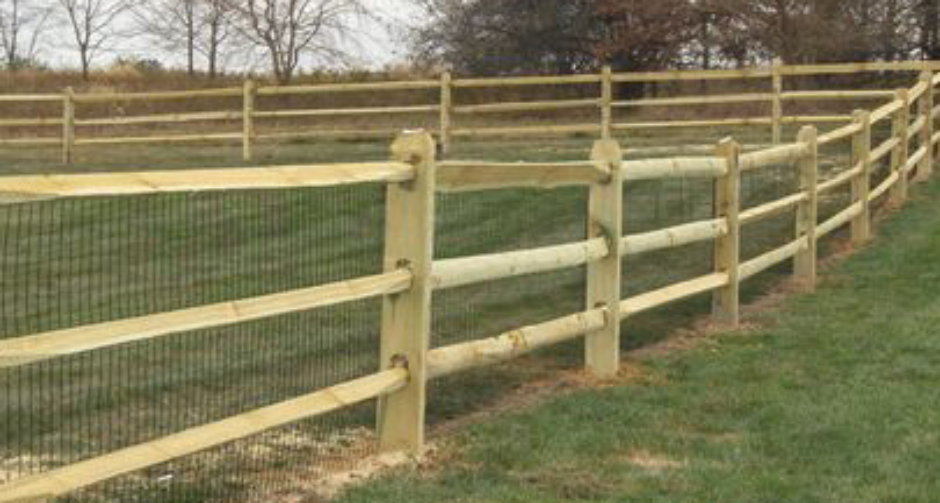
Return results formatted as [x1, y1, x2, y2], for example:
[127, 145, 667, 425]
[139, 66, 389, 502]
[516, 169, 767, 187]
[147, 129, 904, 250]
[431, 238, 608, 291]
[712, 139, 741, 327]
[904, 145, 928, 175]
[378, 132, 437, 454]
[818, 122, 864, 146]
[0, 137, 60, 146]
[915, 71, 934, 181]
[621, 219, 727, 256]
[908, 81, 930, 102]
[908, 116, 927, 140]
[75, 111, 242, 126]
[621, 157, 728, 181]
[0, 368, 408, 502]
[0, 271, 412, 369]
[243, 79, 256, 162]
[62, 87, 75, 165]
[258, 80, 440, 95]
[739, 143, 810, 172]
[739, 192, 808, 226]
[256, 129, 400, 141]
[453, 99, 599, 114]
[586, 139, 623, 378]
[772, 58, 784, 144]
[613, 93, 773, 107]
[612, 68, 773, 83]
[73, 87, 243, 103]
[427, 308, 608, 380]
[614, 118, 772, 130]
[780, 61, 940, 76]
[75, 132, 243, 146]
[450, 124, 601, 137]
[620, 273, 729, 319]
[253, 105, 440, 119]
[601, 66, 613, 139]
[794, 126, 819, 289]
[440, 71, 453, 155]
[0, 93, 63, 102]
[870, 137, 901, 164]
[437, 160, 609, 192]
[0, 117, 65, 127]
[781, 90, 896, 101]
[889, 89, 911, 208]
[0, 162, 414, 203]
[452, 74, 601, 88]
[780, 115, 853, 124]
[851, 110, 872, 245]
[870, 170, 900, 202]
[739, 236, 809, 281]
[818, 162, 864, 195]
[870, 99, 905, 124]
[816, 201, 864, 239]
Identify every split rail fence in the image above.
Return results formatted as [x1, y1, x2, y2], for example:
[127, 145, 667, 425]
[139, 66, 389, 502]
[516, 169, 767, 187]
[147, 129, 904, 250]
[1, 60, 939, 162]
[0, 65, 938, 500]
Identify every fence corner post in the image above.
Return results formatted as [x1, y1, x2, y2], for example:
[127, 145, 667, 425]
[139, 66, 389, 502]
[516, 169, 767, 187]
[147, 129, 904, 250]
[794, 126, 818, 291]
[601, 65, 614, 140]
[851, 109, 872, 245]
[713, 138, 741, 327]
[772, 57, 784, 145]
[440, 71, 453, 157]
[62, 87, 75, 165]
[377, 131, 437, 455]
[890, 88, 911, 207]
[585, 138, 623, 378]
[242, 79, 256, 162]
[915, 70, 934, 182]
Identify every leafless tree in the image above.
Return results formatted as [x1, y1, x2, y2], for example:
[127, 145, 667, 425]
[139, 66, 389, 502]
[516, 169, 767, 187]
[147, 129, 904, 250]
[0, 0, 52, 70]
[228, 0, 368, 83]
[56, 0, 130, 79]
[133, 0, 234, 78]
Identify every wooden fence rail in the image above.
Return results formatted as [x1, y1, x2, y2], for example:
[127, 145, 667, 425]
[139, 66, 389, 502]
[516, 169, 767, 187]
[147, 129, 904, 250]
[2, 60, 940, 163]
[0, 62, 938, 501]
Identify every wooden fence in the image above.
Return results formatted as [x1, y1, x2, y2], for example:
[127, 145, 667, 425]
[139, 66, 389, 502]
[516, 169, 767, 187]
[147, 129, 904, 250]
[0, 64, 938, 500]
[1, 60, 939, 163]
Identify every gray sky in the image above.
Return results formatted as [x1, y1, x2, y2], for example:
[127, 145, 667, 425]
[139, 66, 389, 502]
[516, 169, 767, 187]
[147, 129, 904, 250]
[45, 0, 419, 72]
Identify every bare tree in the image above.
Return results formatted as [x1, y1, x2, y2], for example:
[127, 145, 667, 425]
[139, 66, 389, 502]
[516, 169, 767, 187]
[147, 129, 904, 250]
[133, 0, 234, 78]
[56, 0, 130, 79]
[0, 0, 52, 70]
[229, 0, 368, 83]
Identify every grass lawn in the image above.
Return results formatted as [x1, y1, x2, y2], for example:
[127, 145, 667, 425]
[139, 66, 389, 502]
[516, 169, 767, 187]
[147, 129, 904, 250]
[338, 177, 940, 502]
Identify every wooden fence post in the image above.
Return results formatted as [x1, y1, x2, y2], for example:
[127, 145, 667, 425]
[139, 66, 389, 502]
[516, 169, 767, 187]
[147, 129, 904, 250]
[772, 58, 784, 145]
[794, 126, 818, 290]
[713, 138, 741, 327]
[377, 132, 437, 454]
[243, 79, 256, 162]
[585, 139, 623, 378]
[601, 65, 613, 140]
[62, 87, 75, 165]
[890, 88, 910, 207]
[851, 110, 872, 245]
[440, 71, 453, 157]
[915, 70, 934, 182]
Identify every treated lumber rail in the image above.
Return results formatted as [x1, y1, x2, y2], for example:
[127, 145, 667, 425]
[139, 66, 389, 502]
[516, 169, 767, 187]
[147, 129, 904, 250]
[614, 118, 771, 130]
[818, 123, 864, 146]
[740, 192, 809, 226]
[818, 163, 864, 194]
[253, 105, 440, 118]
[908, 117, 927, 140]
[870, 100, 905, 124]
[904, 146, 928, 174]
[0, 270, 413, 369]
[870, 171, 900, 202]
[619, 273, 730, 319]
[621, 157, 728, 181]
[73, 88, 243, 102]
[870, 137, 901, 164]
[817, 201, 864, 239]
[453, 99, 599, 114]
[256, 129, 402, 140]
[780, 115, 852, 124]
[621, 219, 728, 256]
[430, 238, 609, 290]
[781, 90, 896, 100]
[612, 94, 773, 107]
[450, 124, 601, 137]
[738, 237, 809, 281]
[0, 162, 415, 203]
[427, 308, 608, 379]
[452, 74, 601, 88]
[740, 143, 810, 171]
[438, 160, 609, 191]
[0, 117, 65, 127]
[612, 68, 773, 82]
[0, 93, 62, 102]
[258, 80, 441, 95]
[75, 132, 242, 146]
[0, 367, 409, 502]
[0, 137, 60, 146]
[75, 111, 243, 126]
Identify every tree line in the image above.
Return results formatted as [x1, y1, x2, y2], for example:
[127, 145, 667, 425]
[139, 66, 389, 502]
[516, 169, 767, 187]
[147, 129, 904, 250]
[2, 0, 940, 82]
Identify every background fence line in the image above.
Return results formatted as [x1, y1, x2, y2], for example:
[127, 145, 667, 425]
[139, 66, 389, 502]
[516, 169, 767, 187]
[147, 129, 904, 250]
[0, 61, 938, 501]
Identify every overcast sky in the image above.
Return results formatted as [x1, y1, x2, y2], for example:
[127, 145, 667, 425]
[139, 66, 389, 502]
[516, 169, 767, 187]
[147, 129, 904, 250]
[46, 0, 419, 72]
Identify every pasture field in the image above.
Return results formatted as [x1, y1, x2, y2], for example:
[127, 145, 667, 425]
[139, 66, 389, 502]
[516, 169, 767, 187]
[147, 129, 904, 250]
[0, 126, 874, 501]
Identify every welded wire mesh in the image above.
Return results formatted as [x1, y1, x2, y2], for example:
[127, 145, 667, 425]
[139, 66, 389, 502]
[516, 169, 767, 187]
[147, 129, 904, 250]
[0, 185, 386, 500]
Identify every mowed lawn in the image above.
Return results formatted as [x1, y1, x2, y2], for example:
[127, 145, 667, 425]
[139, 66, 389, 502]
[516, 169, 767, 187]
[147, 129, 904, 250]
[338, 177, 940, 502]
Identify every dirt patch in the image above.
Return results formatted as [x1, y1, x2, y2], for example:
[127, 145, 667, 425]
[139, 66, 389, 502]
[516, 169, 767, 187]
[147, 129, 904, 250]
[625, 450, 688, 471]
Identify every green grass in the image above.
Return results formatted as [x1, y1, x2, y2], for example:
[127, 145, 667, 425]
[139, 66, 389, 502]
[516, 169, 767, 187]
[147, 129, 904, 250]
[338, 177, 940, 503]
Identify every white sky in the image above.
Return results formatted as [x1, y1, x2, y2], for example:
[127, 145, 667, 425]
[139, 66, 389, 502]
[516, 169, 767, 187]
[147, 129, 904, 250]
[45, 0, 419, 72]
